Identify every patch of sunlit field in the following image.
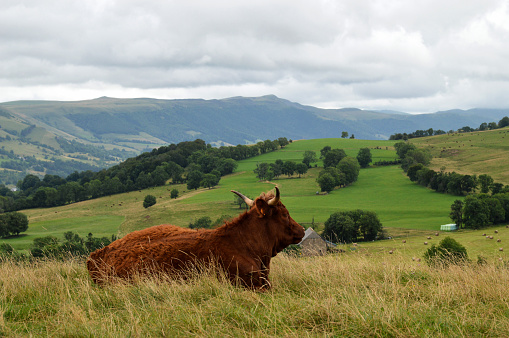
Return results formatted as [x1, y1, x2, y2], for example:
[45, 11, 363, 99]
[411, 127, 509, 185]
[2, 248, 509, 337]
[236, 138, 397, 172]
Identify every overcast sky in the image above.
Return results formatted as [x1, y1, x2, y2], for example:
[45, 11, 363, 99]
[1, 0, 509, 113]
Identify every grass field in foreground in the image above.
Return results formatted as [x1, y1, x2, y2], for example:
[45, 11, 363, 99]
[2, 244, 509, 337]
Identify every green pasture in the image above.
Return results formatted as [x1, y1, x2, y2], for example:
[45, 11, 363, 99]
[177, 165, 460, 231]
[355, 223, 509, 262]
[26, 127, 61, 149]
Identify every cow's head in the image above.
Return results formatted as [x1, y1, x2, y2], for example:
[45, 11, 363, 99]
[232, 187, 305, 254]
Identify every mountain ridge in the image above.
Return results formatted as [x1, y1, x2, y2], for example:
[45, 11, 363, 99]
[2, 95, 508, 147]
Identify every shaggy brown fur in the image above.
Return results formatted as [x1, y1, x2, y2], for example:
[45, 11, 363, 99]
[86, 189, 305, 290]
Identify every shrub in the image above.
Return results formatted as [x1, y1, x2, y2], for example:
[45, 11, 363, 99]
[143, 194, 157, 208]
[322, 213, 357, 243]
[189, 216, 213, 229]
[424, 236, 468, 266]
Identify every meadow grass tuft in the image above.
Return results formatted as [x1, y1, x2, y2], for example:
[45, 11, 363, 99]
[2, 250, 509, 337]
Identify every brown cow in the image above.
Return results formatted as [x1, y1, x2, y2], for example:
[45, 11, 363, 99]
[86, 187, 304, 290]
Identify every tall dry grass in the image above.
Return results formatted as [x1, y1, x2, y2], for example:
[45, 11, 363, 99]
[1, 251, 509, 337]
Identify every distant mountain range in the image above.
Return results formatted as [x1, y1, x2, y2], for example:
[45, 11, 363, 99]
[1, 95, 508, 149]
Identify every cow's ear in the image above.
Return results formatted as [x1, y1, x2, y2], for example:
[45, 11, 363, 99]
[255, 199, 270, 218]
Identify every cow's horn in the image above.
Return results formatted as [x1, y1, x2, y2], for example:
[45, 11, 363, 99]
[268, 187, 280, 206]
[231, 190, 255, 207]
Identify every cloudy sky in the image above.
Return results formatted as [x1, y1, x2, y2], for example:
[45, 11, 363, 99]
[1, 0, 509, 113]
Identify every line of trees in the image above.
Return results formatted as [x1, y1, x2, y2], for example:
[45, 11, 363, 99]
[0, 138, 290, 212]
[390, 116, 509, 140]
[254, 159, 308, 181]
[450, 193, 509, 229]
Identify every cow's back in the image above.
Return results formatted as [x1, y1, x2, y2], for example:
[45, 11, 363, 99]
[87, 224, 216, 283]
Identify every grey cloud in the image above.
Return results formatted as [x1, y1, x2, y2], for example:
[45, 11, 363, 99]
[1, 0, 509, 113]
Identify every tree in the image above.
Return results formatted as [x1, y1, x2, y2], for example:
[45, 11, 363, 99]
[394, 142, 417, 159]
[488, 122, 498, 130]
[460, 175, 477, 195]
[201, 173, 220, 189]
[450, 200, 464, 228]
[337, 157, 360, 185]
[356, 148, 372, 168]
[302, 150, 317, 168]
[499, 116, 509, 128]
[170, 188, 179, 199]
[318, 167, 345, 188]
[401, 149, 432, 172]
[85, 179, 103, 199]
[0, 216, 8, 238]
[492, 183, 504, 195]
[254, 163, 269, 181]
[282, 161, 296, 177]
[269, 161, 283, 179]
[295, 163, 308, 178]
[423, 237, 468, 266]
[234, 194, 250, 209]
[0, 211, 29, 237]
[316, 173, 336, 193]
[277, 137, 289, 148]
[323, 212, 357, 243]
[407, 163, 424, 182]
[136, 172, 153, 189]
[216, 158, 237, 176]
[189, 216, 212, 229]
[18, 174, 41, 192]
[323, 149, 346, 168]
[187, 170, 203, 190]
[463, 195, 489, 229]
[151, 165, 170, 186]
[478, 174, 494, 194]
[341, 131, 349, 138]
[320, 146, 331, 159]
[358, 211, 383, 241]
[165, 161, 185, 184]
[446, 172, 464, 195]
[481, 194, 505, 225]
[143, 194, 157, 208]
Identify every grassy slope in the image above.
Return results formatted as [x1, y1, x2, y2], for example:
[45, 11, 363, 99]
[411, 127, 509, 184]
